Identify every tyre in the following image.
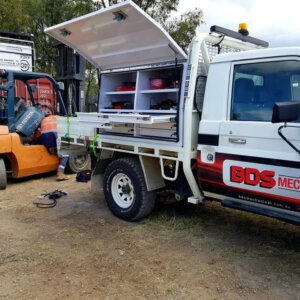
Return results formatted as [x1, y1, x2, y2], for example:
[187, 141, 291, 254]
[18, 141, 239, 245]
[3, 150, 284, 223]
[103, 157, 156, 221]
[0, 158, 7, 190]
[67, 153, 91, 173]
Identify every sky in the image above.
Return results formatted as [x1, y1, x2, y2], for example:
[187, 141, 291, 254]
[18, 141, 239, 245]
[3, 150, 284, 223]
[176, 0, 300, 47]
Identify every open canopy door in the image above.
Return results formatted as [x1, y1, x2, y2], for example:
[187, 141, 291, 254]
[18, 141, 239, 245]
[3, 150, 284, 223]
[45, 1, 187, 70]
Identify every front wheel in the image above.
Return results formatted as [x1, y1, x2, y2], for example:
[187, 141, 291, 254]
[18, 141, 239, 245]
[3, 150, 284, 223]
[0, 158, 7, 190]
[103, 158, 156, 221]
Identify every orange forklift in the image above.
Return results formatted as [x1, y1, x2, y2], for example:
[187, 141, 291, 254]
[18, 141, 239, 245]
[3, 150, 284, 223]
[0, 69, 67, 189]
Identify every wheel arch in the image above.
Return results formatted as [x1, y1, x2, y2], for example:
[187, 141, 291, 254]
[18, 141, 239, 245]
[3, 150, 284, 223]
[91, 150, 165, 193]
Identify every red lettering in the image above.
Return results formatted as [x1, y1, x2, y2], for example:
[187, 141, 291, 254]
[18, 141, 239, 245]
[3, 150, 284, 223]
[245, 168, 261, 186]
[231, 166, 244, 183]
[278, 177, 287, 187]
[230, 165, 276, 189]
[260, 170, 276, 189]
[278, 177, 300, 191]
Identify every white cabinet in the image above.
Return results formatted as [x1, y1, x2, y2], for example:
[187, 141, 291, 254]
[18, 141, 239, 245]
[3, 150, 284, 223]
[100, 71, 137, 111]
[135, 68, 179, 113]
[97, 65, 183, 141]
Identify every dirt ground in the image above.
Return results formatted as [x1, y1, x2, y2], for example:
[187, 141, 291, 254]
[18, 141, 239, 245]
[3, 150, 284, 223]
[0, 175, 300, 300]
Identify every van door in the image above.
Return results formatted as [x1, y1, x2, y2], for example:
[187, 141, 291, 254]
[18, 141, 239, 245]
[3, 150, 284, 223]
[217, 58, 300, 213]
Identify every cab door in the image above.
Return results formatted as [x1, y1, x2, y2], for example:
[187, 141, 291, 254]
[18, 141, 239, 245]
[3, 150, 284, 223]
[217, 58, 300, 212]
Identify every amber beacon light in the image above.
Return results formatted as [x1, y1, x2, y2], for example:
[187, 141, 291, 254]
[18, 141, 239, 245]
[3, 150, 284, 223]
[238, 23, 249, 36]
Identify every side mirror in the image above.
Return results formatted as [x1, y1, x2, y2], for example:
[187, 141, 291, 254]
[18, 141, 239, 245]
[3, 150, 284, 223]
[272, 101, 300, 123]
[58, 82, 65, 91]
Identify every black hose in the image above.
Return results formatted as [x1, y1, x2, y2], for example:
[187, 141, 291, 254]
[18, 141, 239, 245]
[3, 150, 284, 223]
[33, 190, 67, 208]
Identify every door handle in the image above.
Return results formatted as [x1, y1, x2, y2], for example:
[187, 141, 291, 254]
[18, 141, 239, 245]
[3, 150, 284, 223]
[229, 138, 246, 144]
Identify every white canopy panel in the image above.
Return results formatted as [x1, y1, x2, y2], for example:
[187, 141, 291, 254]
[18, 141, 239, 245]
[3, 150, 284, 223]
[45, 1, 187, 70]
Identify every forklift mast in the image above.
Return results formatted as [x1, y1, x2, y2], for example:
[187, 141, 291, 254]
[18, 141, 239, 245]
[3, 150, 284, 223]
[55, 44, 85, 114]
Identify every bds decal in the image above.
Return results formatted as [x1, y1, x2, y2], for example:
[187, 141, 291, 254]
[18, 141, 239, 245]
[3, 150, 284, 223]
[223, 160, 300, 199]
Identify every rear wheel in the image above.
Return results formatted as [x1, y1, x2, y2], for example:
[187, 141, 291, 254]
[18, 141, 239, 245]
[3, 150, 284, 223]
[67, 153, 91, 173]
[103, 157, 156, 221]
[0, 158, 7, 190]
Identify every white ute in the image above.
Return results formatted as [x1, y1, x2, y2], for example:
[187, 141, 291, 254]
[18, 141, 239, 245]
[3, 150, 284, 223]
[46, 1, 300, 224]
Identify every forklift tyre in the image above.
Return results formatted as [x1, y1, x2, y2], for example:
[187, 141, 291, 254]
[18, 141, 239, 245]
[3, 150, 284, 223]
[103, 157, 156, 221]
[67, 153, 91, 173]
[0, 158, 7, 190]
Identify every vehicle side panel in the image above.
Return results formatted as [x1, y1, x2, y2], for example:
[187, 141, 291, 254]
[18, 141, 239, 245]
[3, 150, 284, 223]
[0, 132, 11, 154]
[10, 133, 58, 178]
[198, 151, 300, 213]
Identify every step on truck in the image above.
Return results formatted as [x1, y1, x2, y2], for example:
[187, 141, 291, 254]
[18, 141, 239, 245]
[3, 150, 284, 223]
[46, 1, 300, 225]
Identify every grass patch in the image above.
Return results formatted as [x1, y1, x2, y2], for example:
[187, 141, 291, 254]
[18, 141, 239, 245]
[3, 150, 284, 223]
[143, 201, 300, 258]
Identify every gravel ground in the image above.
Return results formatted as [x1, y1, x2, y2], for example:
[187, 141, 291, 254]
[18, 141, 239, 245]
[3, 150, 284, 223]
[0, 174, 300, 299]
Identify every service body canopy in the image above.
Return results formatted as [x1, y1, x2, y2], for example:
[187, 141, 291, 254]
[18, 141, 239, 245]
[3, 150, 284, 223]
[45, 1, 187, 70]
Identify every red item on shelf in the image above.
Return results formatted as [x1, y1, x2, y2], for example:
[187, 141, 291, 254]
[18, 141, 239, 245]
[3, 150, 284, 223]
[115, 86, 136, 91]
[112, 104, 123, 109]
[150, 78, 167, 89]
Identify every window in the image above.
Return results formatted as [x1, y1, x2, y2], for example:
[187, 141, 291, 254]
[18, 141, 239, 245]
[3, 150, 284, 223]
[231, 61, 300, 122]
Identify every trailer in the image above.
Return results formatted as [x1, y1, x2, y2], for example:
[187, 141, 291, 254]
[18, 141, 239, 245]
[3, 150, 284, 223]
[46, 1, 300, 225]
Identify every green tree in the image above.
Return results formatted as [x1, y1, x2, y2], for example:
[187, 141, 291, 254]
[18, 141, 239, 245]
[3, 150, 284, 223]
[85, 62, 100, 110]
[166, 9, 204, 51]
[0, 0, 31, 32]
[134, 0, 180, 24]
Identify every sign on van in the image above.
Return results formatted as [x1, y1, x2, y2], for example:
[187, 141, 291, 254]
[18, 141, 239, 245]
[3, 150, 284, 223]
[0, 42, 32, 72]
